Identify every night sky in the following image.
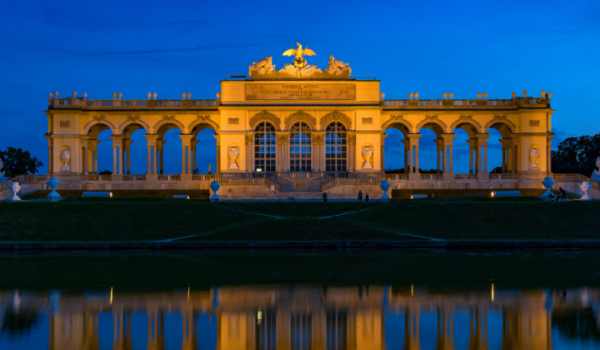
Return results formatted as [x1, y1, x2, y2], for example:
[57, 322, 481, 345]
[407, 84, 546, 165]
[1, 0, 599, 174]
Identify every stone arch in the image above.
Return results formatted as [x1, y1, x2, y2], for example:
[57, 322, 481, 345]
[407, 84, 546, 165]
[284, 111, 317, 130]
[249, 110, 281, 131]
[484, 116, 517, 137]
[415, 116, 448, 135]
[320, 110, 352, 130]
[84, 119, 116, 137]
[118, 118, 151, 135]
[450, 117, 483, 137]
[189, 116, 220, 137]
[153, 117, 187, 137]
[382, 116, 413, 133]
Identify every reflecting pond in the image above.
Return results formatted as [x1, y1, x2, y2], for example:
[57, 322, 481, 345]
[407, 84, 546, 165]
[1, 250, 600, 350]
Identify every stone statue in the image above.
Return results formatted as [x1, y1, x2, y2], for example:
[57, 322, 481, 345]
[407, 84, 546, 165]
[580, 181, 592, 200]
[249, 56, 275, 75]
[60, 149, 71, 172]
[529, 147, 540, 170]
[592, 153, 600, 182]
[228, 146, 239, 169]
[282, 42, 316, 69]
[326, 55, 352, 75]
[362, 145, 373, 169]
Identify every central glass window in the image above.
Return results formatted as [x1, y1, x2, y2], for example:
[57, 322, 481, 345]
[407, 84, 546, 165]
[326, 122, 347, 171]
[254, 122, 276, 172]
[290, 122, 311, 172]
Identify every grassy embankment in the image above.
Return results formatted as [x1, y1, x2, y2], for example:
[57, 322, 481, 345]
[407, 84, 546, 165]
[0, 193, 598, 242]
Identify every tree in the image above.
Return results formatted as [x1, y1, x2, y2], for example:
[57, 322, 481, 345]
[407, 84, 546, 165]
[0, 147, 43, 178]
[551, 133, 600, 176]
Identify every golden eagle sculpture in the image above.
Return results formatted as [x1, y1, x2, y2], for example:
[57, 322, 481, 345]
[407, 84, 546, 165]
[283, 42, 316, 68]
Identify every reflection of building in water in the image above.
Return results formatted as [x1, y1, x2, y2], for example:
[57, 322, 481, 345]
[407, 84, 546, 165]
[216, 286, 384, 350]
[2, 287, 600, 349]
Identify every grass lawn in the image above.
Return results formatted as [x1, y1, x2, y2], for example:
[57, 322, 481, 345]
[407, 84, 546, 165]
[1, 196, 598, 242]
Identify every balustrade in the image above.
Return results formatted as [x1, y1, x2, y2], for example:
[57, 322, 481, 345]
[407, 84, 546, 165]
[52, 98, 218, 110]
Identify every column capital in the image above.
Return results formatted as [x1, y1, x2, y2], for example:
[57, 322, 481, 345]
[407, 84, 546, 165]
[179, 134, 194, 145]
[442, 133, 456, 144]
[144, 134, 159, 141]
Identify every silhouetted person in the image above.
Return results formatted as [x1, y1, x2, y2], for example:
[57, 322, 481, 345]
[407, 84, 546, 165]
[322, 192, 328, 202]
[365, 193, 369, 202]
[358, 190, 363, 202]
[560, 187, 567, 201]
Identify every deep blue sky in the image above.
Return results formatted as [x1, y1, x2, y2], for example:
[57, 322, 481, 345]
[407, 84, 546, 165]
[1, 0, 599, 174]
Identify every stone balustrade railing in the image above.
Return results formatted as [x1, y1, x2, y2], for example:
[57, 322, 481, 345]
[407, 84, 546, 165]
[322, 177, 382, 191]
[50, 98, 218, 110]
[382, 97, 548, 109]
[218, 177, 280, 191]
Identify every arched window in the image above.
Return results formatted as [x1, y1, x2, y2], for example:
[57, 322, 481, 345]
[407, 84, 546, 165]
[254, 122, 276, 172]
[326, 122, 347, 171]
[290, 122, 311, 172]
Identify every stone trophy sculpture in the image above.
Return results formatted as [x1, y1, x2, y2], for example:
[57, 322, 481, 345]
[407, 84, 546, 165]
[47, 177, 61, 201]
[60, 149, 71, 172]
[228, 146, 239, 169]
[592, 153, 600, 182]
[529, 147, 540, 170]
[362, 145, 373, 169]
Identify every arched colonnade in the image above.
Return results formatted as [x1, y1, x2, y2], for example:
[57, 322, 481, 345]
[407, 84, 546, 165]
[383, 116, 519, 174]
[81, 117, 219, 176]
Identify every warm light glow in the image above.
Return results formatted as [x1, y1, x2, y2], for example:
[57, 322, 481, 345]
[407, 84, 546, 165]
[110, 287, 113, 305]
[188, 286, 190, 301]
[491, 192, 495, 197]
[411, 284, 413, 297]
[491, 283, 494, 301]
[257, 308, 263, 325]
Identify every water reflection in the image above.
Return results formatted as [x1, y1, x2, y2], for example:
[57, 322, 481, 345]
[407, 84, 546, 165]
[2, 285, 600, 349]
[1, 251, 600, 349]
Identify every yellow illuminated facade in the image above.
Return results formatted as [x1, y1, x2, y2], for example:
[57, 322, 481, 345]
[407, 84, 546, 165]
[34, 43, 572, 200]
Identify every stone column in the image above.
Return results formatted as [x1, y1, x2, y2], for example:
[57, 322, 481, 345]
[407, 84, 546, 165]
[214, 134, 221, 177]
[546, 136, 552, 174]
[156, 139, 165, 175]
[402, 139, 410, 173]
[348, 134, 356, 172]
[110, 135, 123, 175]
[381, 133, 387, 176]
[466, 139, 479, 174]
[434, 139, 444, 173]
[407, 134, 422, 175]
[442, 134, 456, 174]
[123, 139, 133, 175]
[144, 134, 159, 175]
[499, 138, 513, 173]
[246, 133, 253, 172]
[191, 139, 199, 174]
[179, 134, 193, 174]
[477, 134, 490, 174]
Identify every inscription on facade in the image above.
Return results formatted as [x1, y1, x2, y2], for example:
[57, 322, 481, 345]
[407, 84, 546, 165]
[529, 120, 540, 126]
[228, 118, 239, 124]
[59, 121, 71, 128]
[246, 84, 356, 100]
[362, 117, 373, 124]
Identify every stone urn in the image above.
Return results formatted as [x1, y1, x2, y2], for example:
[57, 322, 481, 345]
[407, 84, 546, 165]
[8, 182, 21, 201]
[47, 177, 61, 201]
[580, 181, 592, 200]
[541, 177, 554, 197]
[380, 179, 391, 201]
[210, 180, 221, 202]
